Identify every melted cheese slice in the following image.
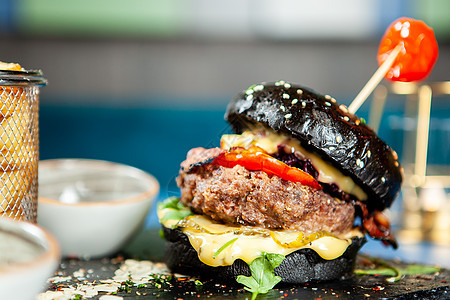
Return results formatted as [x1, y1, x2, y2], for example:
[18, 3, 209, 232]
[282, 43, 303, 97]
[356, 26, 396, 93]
[161, 212, 360, 267]
[221, 129, 367, 201]
[184, 230, 350, 267]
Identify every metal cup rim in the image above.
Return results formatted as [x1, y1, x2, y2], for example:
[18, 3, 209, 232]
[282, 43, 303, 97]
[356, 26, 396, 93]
[0, 69, 47, 87]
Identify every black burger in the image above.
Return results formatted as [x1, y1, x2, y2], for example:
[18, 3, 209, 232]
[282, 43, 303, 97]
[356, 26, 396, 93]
[157, 81, 402, 288]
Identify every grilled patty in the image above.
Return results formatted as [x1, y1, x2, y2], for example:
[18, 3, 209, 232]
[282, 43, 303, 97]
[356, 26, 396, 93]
[177, 163, 355, 235]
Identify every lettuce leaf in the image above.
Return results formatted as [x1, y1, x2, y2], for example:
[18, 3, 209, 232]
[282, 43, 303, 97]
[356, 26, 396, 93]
[157, 197, 192, 224]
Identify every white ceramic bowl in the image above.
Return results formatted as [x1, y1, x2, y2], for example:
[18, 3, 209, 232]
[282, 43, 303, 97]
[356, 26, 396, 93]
[37, 159, 159, 258]
[0, 217, 60, 300]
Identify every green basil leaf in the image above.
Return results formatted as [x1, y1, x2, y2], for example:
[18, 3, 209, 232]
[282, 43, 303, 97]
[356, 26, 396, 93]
[236, 253, 285, 300]
[265, 253, 285, 267]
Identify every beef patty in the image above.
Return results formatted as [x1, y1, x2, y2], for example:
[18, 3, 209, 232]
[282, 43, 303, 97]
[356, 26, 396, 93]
[177, 162, 355, 235]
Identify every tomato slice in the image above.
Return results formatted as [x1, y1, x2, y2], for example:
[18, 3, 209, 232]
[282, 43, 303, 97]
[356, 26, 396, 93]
[213, 147, 322, 190]
[377, 17, 438, 82]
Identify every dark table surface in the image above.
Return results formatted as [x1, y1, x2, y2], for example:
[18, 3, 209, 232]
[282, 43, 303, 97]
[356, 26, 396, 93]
[40, 229, 449, 300]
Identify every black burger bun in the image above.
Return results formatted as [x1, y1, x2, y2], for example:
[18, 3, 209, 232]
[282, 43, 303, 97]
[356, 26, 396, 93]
[162, 225, 366, 284]
[225, 81, 403, 211]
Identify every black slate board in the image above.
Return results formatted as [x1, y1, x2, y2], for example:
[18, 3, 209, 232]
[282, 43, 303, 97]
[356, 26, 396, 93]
[42, 229, 449, 299]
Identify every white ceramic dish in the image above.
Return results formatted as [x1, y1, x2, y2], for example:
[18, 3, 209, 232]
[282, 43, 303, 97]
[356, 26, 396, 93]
[0, 217, 60, 300]
[37, 159, 159, 258]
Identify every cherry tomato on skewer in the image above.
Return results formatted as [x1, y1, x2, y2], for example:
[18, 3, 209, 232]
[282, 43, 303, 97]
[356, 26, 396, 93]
[377, 17, 439, 82]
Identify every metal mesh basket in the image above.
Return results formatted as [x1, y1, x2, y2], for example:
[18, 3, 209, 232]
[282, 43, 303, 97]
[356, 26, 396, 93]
[0, 69, 46, 222]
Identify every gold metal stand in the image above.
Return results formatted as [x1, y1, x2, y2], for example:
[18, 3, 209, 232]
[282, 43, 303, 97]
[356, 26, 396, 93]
[370, 81, 450, 245]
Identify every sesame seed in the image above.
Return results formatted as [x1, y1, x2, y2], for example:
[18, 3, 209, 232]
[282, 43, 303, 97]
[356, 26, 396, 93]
[275, 80, 285, 86]
[395, 161, 399, 167]
[254, 84, 264, 91]
[291, 99, 298, 105]
[381, 177, 386, 183]
[301, 101, 306, 108]
[245, 89, 254, 95]
[339, 104, 348, 113]
[284, 113, 292, 119]
[367, 150, 371, 158]
[356, 158, 364, 168]
[325, 95, 331, 100]
[331, 98, 337, 103]
[343, 116, 350, 121]
[355, 119, 360, 125]
[246, 94, 253, 101]
[283, 93, 290, 99]
[297, 89, 303, 95]
[325, 102, 331, 107]
[284, 83, 291, 88]
[280, 105, 286, 112]
[336, 136, 342, 143]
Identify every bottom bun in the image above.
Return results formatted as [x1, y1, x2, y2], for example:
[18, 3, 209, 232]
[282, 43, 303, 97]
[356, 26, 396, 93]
[162, 225, 366, 284]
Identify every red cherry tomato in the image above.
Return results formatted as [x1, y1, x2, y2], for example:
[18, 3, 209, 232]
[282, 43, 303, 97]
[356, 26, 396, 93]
[377, 17, 439, 82]
[213, 146, 322, 190]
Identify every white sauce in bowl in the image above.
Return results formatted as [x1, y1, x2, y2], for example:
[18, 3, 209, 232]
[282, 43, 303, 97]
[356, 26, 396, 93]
[0, 230, 44, 269]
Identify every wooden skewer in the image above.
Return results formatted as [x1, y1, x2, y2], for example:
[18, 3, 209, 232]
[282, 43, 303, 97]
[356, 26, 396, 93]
[348, 43, 403, 114]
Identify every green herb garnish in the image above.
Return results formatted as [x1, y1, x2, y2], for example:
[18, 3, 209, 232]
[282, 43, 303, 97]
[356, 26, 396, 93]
[117, 275, 135, 292]
[151, 273, 172, 289]
[354, 255, 441, 282]
[118, 283, 132, 293]
[194, 279, 204, 291]
[236, 253, 285, 300]
[213, 237, 238, 259]
[158, 197, 193, 224]
[194, 279, 203, 286]
[246, 84, 257, 93]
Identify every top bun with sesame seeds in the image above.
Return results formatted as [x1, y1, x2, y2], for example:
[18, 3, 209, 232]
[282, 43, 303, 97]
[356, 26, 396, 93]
[225, 80, 403, 212]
